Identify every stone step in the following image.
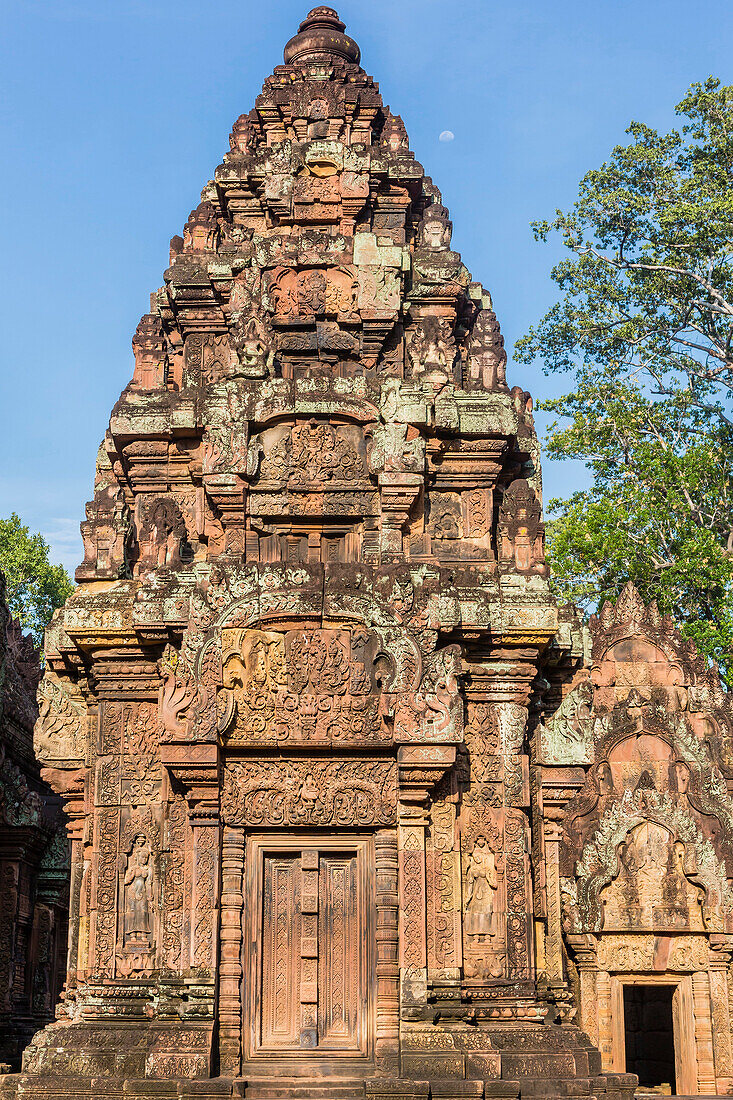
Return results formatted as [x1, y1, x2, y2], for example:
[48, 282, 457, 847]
[514, 1080, 593, 1097]
[243, 1093, 365, 1100]
[241, 1080, 365, 1100]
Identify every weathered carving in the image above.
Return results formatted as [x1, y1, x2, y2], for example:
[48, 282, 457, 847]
[122, 834, 155, 951]
[258, 420, 367, 484]
[159, 665, 198, 741]
[222, 758, 398, 826]
[35, 675, 86, 762]
[465, 305, 508, 391]
[231, 313, 275, 379]
[218, 626, 386, 745]
[498, 478, 547, 574]
[268, 265, 357, 319]
[464, 835, 498, 937]
[137, 497, 191, 571]
[405, 317, 456, 382]
[418, 204, 452, 251]
[183, 200, 218, 252]
[544, 585, 733, 1091]
[0, 597, 69, 1067]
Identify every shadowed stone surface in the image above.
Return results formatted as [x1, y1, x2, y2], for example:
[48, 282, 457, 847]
[4, 8, 733, 1100]
[0, 576, 69, 1070]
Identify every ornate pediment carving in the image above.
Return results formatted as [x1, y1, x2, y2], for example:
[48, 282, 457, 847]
[218, 625, 387, 746]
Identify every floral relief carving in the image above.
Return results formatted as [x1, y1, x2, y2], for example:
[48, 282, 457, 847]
[221, 758, 397, 826]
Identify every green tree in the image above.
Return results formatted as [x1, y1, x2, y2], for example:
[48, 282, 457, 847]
[0, 513, 74, 645]
[515, 77, 733, 678]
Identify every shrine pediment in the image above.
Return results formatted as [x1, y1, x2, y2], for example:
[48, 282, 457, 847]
[218, 624, 388, 748]
[253, 419, 370, 487]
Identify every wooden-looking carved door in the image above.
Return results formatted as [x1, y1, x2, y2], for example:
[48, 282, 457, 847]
[246, 836, 372, 1064]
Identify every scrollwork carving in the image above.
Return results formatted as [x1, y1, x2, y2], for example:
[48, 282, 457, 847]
[222, 758, 397, 827]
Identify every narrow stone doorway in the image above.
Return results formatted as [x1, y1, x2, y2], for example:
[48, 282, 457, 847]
[623, 984, 676, 1093]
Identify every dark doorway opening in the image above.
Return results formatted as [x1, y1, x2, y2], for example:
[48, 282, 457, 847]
[624, 984, 676, 1092]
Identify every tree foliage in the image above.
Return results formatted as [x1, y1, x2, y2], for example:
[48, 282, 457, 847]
[515, 77, 733, 677]
[0, 513, 74, 645]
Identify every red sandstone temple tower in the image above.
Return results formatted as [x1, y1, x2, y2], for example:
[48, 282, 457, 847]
[10, 8, 733, 1099]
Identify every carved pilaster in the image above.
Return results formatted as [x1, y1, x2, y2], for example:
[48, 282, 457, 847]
[709, 939, 733, 1088]
[190, 817, 220, 974]
[567, 935, 599, 1047]
[427, 783, 462, 985]
[692, 969, 717, 1094]
[375, 829, 399, 1071]
[596, 969, 612, 1070]
[218, 825, 244, 1074]
[90, 805, 120, 979]
[542, 820, 563, 987]
[397, 744, 455, 1015]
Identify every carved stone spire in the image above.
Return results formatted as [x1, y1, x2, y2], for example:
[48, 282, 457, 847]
[283, 7, 361, 66]
[6, 12, 653, 1100]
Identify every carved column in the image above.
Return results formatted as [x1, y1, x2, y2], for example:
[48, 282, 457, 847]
[0, 860, 18, 1014]
[542, 818, 563, 986]
[461, 652, 538, 991]
[496, 700, 532, 981]
[159, 745, 221, 974]
[537, 747, 586, 1013]
[375, 829, 399, 1072]
[426, 781, 462, 987]
[397, 745, 455, 1014]
[568, 936, 599, 1048]
[708, 939, 733, 1089]
[596, 969, 613, 1070]
[189, 814, 220, 973]
[218, 826, 245, 1075]
[692, 969, 717, 1093]
[58, 777, 86, 995]
[90, 804, 120, 978]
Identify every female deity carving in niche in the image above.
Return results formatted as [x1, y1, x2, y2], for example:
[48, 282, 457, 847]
[464, 835, 498, 939]
[123, 834, 154, 948]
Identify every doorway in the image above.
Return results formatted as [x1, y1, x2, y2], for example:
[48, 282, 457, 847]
[244, 836, 373, 1068]
[624, 984, 676, 1092]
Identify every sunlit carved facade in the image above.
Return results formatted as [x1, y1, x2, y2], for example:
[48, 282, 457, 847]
[6, 8, 733, 1099]
[540, 584, 733, 1095]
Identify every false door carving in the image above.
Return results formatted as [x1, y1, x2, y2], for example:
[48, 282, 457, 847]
[245, 836, 373, 1065]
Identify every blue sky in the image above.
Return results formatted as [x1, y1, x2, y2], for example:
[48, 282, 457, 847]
[2, 0, 731, 574]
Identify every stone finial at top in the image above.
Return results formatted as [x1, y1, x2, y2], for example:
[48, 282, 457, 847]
[284, 7, 361, 66]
